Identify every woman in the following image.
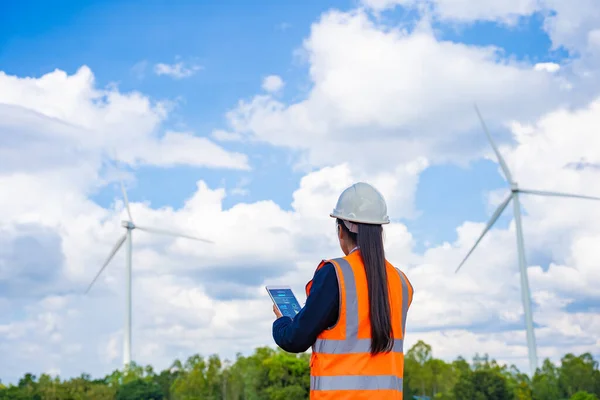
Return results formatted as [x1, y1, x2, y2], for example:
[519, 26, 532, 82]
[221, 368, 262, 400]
[272, 182, 414, 399]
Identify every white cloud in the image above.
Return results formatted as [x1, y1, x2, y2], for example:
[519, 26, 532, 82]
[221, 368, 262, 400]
[360, 0, 412, 12]
[0, 66, 248, 175]
[230, 177, 251, 196]
[542, 0, 600, 53]
[221, 9, 570, 172]
[127, 131, 249, 170]
[0, 137, 420, 380]
[131, 60, 149, 79]
[362, 0, 539, 24]
[154, 61, 202, 79]
[534, 62, 561, 73]
[361, 0, 600, 53]
[261, 75, 285, 93]
[589, 29, 600, 49]
[276, 22, 292, 31]
[211, 129, 244, 142]
[4, 99, 600, 378]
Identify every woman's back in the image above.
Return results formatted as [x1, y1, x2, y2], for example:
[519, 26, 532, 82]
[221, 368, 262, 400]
[308, 250, 413, 400]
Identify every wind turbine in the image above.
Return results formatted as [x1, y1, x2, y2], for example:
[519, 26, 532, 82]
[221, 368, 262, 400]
[455, 105, 600, 376]
[85, 178, 213, 368]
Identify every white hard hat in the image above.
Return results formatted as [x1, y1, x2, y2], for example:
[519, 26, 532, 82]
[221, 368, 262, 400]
[330, 182, 390, 225]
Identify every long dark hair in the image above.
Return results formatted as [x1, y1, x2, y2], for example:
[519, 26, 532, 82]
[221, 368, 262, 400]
[337, 218, 393, 355]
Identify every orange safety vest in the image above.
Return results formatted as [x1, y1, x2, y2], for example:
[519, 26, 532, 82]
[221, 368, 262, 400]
[305, 250, 414, 400]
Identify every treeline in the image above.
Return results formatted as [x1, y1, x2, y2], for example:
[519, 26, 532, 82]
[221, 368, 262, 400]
[1, 341, 599, 399]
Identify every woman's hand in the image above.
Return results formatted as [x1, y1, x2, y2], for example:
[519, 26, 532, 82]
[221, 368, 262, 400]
[273, 304, 282, 319]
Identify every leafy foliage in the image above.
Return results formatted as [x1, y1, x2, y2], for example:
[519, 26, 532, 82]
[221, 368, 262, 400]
[1, 342, 598, 399]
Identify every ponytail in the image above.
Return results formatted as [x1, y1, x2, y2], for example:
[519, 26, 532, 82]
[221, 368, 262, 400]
[337, 219, 393, 355]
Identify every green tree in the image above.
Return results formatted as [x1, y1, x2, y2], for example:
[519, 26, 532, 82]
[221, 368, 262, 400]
[453, 369, 512, 400]
[204, 355, 223, 399]
[452, 357, 471, 377]
[559, 353, 599, 398]
[16, 373, 40, 400]
[237, 347, 277, 400]
[532, 358, 562, 400]
[0, 386, 31, 400]
[405, 340, 433, 396]
[425, 357, 456, 396]
[504, 366, 532, 400]
[116, 378, 164, 400]
[170, 354, 211, 399]
[85, 383, 118, 400]
[154, 367, 180, 399]
[570, 391, 599, 400]
[403, 365, 418, 400]
[0, 341, 599, 400]
[36, 374, 66, 400]
[262, 351, 310, 400]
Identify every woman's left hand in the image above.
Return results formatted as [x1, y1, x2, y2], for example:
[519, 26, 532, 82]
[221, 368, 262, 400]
[273, 304, 282, 319]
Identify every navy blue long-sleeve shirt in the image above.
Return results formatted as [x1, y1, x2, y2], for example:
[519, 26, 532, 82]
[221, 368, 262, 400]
[272, 262, 339, 353]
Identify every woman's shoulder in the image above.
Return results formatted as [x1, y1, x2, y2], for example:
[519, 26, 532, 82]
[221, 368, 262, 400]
[316, 260, 336, 274]
[314, 261, 339, 282]
[311, 261, 340, 298]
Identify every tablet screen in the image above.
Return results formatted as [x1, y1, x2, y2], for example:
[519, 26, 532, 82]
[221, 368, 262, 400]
[268, 287, 301, 318]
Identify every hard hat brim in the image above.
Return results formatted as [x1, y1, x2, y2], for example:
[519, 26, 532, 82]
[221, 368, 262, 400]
[329, 212, 390, 225]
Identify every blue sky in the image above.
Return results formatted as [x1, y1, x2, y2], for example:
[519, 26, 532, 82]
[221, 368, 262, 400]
[1, 0, 354, 214]
[1, 0, 569, 250]
[1, 0, 599, 384]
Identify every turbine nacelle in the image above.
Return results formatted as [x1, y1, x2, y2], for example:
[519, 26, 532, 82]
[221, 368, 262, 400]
[121, 220, 135, 230]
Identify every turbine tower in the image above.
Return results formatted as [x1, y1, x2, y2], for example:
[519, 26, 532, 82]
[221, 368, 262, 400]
[85, 179, 213, 368]
[455, 105, 600, 376]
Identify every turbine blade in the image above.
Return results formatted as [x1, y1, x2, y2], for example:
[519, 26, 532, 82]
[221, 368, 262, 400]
[120, 179, 133, 222]
[474, 104, 514, 184]
[455, 193, 513, 273]
[519, 188, 600, 201]
[136, 225, 214, 244]
[85, 233, 127, 294]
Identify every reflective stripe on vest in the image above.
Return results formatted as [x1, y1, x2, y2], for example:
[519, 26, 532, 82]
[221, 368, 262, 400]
[311, 375, 404, 391]
[307, 253, 413, 397]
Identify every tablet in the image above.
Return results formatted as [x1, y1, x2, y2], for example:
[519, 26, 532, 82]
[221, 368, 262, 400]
[266, 285, 302, 318]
